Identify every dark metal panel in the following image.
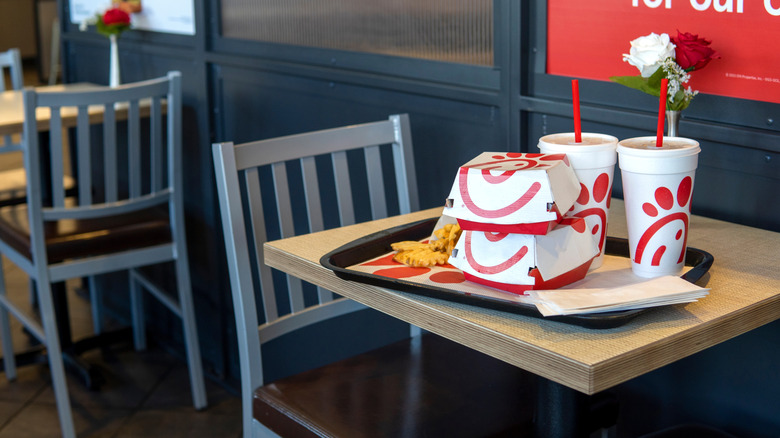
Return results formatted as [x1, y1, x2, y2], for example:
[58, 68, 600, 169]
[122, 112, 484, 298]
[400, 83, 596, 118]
[212, 64, 502, 211]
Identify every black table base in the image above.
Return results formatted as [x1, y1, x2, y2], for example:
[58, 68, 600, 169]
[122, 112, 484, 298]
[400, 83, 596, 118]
[535, 377, 619, 438]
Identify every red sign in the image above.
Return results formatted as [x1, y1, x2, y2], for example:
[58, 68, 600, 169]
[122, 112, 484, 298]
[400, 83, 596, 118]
[547, 0, 780, 104]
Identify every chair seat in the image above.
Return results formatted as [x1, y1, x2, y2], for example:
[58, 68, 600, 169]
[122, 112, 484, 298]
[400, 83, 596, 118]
[253, 333, 535, 438]
[0, 203, 171, 263]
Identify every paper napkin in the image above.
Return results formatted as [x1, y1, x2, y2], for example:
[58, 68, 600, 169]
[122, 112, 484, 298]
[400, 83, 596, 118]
[528, 275, 709, 316]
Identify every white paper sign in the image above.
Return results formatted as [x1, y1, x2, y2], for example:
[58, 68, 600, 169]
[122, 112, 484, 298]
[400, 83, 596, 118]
[70, 0, 195, 35]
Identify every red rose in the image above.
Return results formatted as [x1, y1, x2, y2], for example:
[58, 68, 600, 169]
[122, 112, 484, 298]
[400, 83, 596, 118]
[672, 31, 719, 71]
[103, 8, 131, 26]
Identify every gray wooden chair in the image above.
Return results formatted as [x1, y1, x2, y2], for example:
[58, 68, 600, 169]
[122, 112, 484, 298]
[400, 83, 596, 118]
[0, 48, 23, 92]
[0, 48, 27, 205]
[0, 48, 74, 207]
[0, 71, 206, 437]
[213, 115, 535, 438]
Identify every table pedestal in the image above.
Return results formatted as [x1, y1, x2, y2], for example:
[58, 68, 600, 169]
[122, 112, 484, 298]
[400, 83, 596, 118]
[535, 378, 619, 437]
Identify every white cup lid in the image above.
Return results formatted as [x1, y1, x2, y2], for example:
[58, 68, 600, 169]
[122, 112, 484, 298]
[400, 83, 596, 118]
[539, 132, 618, 153]
[617, 136, 700, 158]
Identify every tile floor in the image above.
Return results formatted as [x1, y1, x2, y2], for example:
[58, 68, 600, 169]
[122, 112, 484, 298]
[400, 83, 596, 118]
[0, 61, 242, 438]
[0, 256, 242, 438]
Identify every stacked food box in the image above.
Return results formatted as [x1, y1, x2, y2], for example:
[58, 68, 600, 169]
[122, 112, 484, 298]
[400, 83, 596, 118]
[443, 152, 598, 295]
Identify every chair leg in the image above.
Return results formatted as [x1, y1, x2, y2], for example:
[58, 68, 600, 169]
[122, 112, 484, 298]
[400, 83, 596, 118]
[36, 280, 77, 438]
[0, 257, 18, 380]
[89, 276, 103, 334]
[254, 419, 283, 438]
[129, 269, 146, 350]
[28, 278, 37, 309]
[174, 256, 207, 410]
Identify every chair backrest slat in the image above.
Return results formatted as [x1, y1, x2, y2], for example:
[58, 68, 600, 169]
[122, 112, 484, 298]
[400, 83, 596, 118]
[270, 161, 305, 313]
[76, 109, 92, 205]
[364, 144, 387, 220]
[242, 167, 278, 323]
[390, 115, 418, 214]
[298, 156, 331, 304]
[331, 150, 355, 226]
[300, 156, 324, 234]
[103, 103, 118, 202]
[128, 100, 142, 197]
[48, 108, 66, 207]
[150, 98, 164, 192]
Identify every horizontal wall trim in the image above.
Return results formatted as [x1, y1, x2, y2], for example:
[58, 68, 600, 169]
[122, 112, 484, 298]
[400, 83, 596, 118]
[62, 35, 199, 61]
[518, 96, 780, 154]
[210, 38, 500, 91]
[207, 51, 502, 107]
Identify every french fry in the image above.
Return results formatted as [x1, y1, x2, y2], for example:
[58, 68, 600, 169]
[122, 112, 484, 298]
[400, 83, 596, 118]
[391, 222, 462, 267]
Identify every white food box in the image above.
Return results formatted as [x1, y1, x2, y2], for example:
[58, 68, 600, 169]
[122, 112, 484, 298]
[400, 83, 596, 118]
[443, 152, 581, 234]
[447, 217, 599, 295]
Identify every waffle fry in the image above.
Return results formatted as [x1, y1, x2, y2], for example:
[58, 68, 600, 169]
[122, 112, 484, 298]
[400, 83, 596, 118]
[391, 222, 461, 267]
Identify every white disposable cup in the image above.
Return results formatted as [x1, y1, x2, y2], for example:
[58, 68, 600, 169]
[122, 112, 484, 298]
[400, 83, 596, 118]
[538, 132, 618, 270]
[617, 136, 701, 278]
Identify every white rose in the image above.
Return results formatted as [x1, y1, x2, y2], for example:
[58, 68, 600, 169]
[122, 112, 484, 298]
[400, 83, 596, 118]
[622, 32, 676, 78]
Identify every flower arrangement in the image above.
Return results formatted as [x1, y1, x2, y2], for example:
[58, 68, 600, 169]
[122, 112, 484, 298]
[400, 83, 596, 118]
[79, 4, 135, 37]
[610, 31, 719, 111]
[78, 2, 140, 87]
[96, 8, 131, 36]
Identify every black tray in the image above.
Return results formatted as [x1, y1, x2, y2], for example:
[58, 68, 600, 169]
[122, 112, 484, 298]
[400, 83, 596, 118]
[320, 217, 714, 329]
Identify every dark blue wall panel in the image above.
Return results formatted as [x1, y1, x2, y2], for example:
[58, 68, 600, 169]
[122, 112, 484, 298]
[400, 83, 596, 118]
[59, 1, 780, 433]
[213, 64, 502, 210]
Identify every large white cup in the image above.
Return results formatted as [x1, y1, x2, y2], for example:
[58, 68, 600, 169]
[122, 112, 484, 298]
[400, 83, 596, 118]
[538, 132, 618, 270]
[617, 136, 701, 278]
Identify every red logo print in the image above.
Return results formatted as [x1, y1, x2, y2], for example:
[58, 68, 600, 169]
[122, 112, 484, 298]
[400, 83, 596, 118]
[463, 231, 529, 275]
[572, 172, 612, 256]
[358, 247, 466, 285]
[458, 167, 542, 219]
[457, 153, 571, 220]
[634, 177, 693, 266]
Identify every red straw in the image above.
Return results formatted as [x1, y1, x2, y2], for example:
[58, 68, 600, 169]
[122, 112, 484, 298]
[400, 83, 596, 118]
[572, 80, 582, 143]
[656, 78, 668, 147]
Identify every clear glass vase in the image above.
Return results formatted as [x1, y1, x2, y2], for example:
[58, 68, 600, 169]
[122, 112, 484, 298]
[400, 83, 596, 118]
[666, 110, 680, 137]
[109, 35, 120, 87]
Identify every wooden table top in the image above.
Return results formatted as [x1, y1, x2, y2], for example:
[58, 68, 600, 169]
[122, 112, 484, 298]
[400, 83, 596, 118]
[0, 83, 157, 136]
[264, 199, 780, 395]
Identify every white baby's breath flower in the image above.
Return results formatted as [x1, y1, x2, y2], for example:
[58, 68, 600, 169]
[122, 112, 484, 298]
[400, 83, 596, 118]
[79, 16, 97, 31]
[661, 58, 699, 109]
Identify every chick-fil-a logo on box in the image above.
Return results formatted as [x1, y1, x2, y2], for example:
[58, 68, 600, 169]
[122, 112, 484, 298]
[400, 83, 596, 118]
[457, 153, 562, 220]
[547, 0, 780, 103]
